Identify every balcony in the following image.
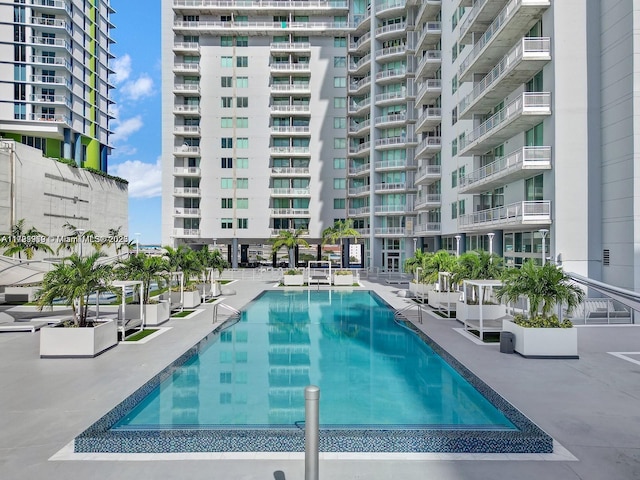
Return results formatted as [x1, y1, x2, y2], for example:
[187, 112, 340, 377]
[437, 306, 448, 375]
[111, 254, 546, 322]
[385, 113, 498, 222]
[375, 204, 413, 215]
[458, 146, 551, 194]
[374, 227, 407, 236]
[348, 31, 371, 53]
[270, 228, 311, 237]
[415, 79, 442, 105]
[415, 50, 442, 79]
[270, 42, 311, 52]
[348, 119, 370, 135]
[30, 15, 72, 33]
[173, 83, 201, 95]
[349, 141, 371, 155]
[374, 23, 407, 40]
[173, 187, 201, 197]
[375, 136, 417, 150]
[270, 126, 310, 135]
[348, 98, 371, 114]
[415, 136, 442, 157]
[270, 167, 310, 177]
[375, 0, 405, 15]
[173, 105, 201, 115]
[29, 36, 71, 53]
[375, 46, 406, 61]
[458, 0, 551, 82]
[173, 126, 201, 136]
[374, 113, 406, 127]
[374, 182, 414, 193]
[270, 208, 310, 217]
[174, 166, 201, 176]
[30, 75, 71, 88]
[416, 1, 442, 27]
[414, 164, 441, 186]
[459, 92, 551, 156]
[174, 146, 201, 156]
[29, 94, 70, 107]
[414, 222, 441, 234]
[270, 84, 311, 94]
[172, 0, 349, 14]
[375, 68, 407, 84]
[416, 22, 442, 51]
[172, 20, 352, 35]
[174, 208, 201, 217]
[458, 200, 551, 231]
[415, 108, 442, 133]
[31, 0, 71, 14]
[348, 162, 370, 177]
[173, 41, 200, 53]
[459, 0, 510, 43]
[29, 55, 71, 69]
[348, 206, 371, 216]
[28, 113, 69, 124]
[414, 194, 441, 210]
[270, 105, 311, 115]
[270, 146, 310, 156]
[173, 228, 200, 238]
[348, 53, 371, 75]
[173, 63, 200, 74]
[347, 185, 370, 196]
[374, 91, 406, 106]
[458, 37, 551, 119]
[270, 62, 311, 73]
[270, 188, 311, 197]
[375, 158, 414, 171]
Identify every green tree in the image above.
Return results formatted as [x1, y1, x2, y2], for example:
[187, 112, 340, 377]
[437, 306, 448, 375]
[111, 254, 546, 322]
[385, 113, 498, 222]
[36, 252, 113, 327]
[497, 260, 585, 320]
[55, 222, 100, 256]
[270, 228, 310, 268]
[404, 249, 457, 284]
[451, 250, 503, 285]
[117, 253, 169, 304]
[164, 245, 202, 287]
[0, 218, 54, 259]
[321, 219, 361, 268]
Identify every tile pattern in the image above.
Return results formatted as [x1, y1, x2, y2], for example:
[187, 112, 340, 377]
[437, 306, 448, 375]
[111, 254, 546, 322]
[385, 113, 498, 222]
[75, 311, 553, 454]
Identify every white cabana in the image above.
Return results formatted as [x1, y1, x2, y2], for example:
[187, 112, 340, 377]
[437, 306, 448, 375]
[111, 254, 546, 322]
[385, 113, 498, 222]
[112, 280, 144, 338]
[456, 279, 508, 341]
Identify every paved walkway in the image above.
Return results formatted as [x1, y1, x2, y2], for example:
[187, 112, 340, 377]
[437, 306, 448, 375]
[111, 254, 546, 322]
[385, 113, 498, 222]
[0, 279, 639, 479]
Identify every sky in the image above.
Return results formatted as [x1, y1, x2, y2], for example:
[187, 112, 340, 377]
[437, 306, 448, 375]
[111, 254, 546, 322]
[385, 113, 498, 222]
[108, 1, 162, 245]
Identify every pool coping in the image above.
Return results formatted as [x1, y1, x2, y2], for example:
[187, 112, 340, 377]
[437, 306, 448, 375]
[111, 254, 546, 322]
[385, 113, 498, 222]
[74, 292, 553, 454]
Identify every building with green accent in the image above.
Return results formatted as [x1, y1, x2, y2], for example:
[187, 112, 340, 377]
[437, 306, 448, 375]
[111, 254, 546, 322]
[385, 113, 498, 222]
[0, 0, 114, 172]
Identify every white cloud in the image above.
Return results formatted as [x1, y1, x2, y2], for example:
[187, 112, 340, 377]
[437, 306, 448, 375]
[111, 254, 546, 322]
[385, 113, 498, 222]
[112, 54, 132, 85]
[120, 75, 154, 101]
[110, 158, 161, 198]
[111, 115, 143, 144]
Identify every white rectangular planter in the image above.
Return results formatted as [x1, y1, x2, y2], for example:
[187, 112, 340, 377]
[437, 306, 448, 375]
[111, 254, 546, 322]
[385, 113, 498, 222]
[333, 274, 354, 286]
[428, 291, 460, 309]
[409, 282, 432, 295]
[456, 302, 506, 322]
[4, 286, 40, 302]
[502, 319, 579, 359]
[40, 319, 117, 358]
[143, 301, 171, 326]
[169, 290, 201, 308]
[283, 274, 304, 286]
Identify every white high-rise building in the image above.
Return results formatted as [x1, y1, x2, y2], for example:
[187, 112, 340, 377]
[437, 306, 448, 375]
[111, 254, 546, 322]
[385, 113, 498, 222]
[162, 0, 640, 290]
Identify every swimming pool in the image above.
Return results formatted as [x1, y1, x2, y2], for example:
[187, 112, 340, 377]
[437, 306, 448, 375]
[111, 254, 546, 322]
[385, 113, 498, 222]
[76, 290, 552, 453]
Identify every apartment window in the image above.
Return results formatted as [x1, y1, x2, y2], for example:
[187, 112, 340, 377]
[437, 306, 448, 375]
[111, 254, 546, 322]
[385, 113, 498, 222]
[221, 138, 233, 148]
[526, 123, 544, 146]
[236, 36, 248, 47]
[452, 42, 458, 62]
[237, 117, 248, 128]
[237, 178, 249, 189]
[221, 157, 233, 168]
[236, 198, 249, 209]
[236, 56, 248, 67]
[334, 37, 346, 47]
[334, 138, 346, 149]
[334, 77, 346, 88]
[236, 76, 248, 88]
[451, 138, 458, 156]
[333, 158, 346, 169]
[220, 15, 231, 21]
[220, 372, 232, 383]
[221, 218, 233, 229]
[237, 218, 248, 229]
[334, 198, 345, 209]
[526, 71, 543, 92]
[525, 174, 544, 201]
[221, 97, 232, 108]
[221, 36, 232, 46]
[458, 199, 466, 215]
[221, 76, 232, 87]
[334, 97, 346, 108]
[221, 56, 232, 67]
[237, 158, 249, 168]
[221, 198, 233, 208]
[334, 56, 346, 67]
[236, 97, 248, 107]
[334, 178, 346, 189]
[221, 178, 233, 188]
[451, 170, 458, 188]
[452, 74, 458, 94]
[334, 117, 346, 129]
[221, 117, 233, 128]
[452, 107, 458, 125]
[236, 15, 248, 22]
[237, 138, 248, 148]
[451, 202, 458, 219]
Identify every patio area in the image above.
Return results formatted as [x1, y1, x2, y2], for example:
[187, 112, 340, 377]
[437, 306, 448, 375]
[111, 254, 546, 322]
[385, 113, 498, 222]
[0, 277, 639, 479]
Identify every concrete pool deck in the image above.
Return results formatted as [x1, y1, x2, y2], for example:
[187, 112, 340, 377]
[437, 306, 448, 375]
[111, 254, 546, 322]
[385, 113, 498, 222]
[0, 278, 639, 479]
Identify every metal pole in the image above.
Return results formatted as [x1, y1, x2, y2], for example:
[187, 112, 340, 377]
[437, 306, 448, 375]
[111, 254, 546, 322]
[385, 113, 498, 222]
[305, 385, 320, 480]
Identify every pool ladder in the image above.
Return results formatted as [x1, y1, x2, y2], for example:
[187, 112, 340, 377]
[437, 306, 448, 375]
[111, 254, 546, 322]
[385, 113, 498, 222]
[394, 304, 424, 324]
[213, 303, 241, 326]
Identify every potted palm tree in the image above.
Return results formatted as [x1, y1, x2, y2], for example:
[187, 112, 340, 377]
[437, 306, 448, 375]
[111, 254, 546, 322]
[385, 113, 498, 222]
[38, 252, 118, 358]
[497, 260, 585, 358]
[321, 219, 361, 268]
[116, 253, 171, 325]
[165, 245, 202, 309]
[424, 251, 460, 310]
[196, 247, 227, 298]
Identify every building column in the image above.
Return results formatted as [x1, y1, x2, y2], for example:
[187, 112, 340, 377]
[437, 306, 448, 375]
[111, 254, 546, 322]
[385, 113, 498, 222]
[231, 238, 239, 269]
[63, 129, 72, 159]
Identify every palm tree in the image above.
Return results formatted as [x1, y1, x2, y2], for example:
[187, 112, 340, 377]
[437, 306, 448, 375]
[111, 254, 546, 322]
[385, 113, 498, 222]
[451, 250, 503, 285]
[164, 245, 202, 288]
[117, 253, 169, 304]
[270, 228, 310, 268]
[36, 252, 113, 327]
[321, 219, 361, 268]
[55, 222, 100, 256]
[0, 218, 54, 259]
[404, 249, 432, 280]
[497, 260, 585, 320]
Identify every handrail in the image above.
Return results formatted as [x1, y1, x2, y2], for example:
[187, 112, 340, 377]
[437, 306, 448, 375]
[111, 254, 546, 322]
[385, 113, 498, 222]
[213, 302, 241, 324]
[394, 304, 423, 324]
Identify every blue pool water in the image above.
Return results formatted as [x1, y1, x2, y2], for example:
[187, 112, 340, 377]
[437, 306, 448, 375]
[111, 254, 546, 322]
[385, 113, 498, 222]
[113, 290, 515, 431]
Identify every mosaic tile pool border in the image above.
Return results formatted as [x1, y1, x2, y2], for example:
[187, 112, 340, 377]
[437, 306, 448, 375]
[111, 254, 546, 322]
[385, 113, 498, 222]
[75, 295, 553, 454]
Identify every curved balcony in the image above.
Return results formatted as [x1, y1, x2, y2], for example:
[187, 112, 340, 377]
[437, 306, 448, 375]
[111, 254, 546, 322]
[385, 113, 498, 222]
[375, 68, 407, 84]
[174, 208, 201, 217]
[415, 79, 442, 105]
[375, 137, 417, 150]
[375, 23, 407, 40]
[375, 45, 406, 61]
[349, 31, 371, 53]
[458, 0, 551, 82]
[174, 166, 201, 176]
[458, 200, 551, 232]
[348, 119, 370, 135]
[375, 0, 405, 16]
[374, 113, 406, 128]
[348, 53, 372, 75]
[459, 37, 551, 119]
[349, 141, 371, 155]
[348, 98, 371, 115]
[173, 187, 201, 197]
[375, 91, 407, 106]
[375, 158, 415, 172]
[458, 146, 552, 194]
[173, 126, 201, 136]
[352, 12, 371, 33]
[415, 108, 442, 133]
[459, 92, 551, 156]
[348, 162, 370, 177]
[415, 164, 441, 186]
